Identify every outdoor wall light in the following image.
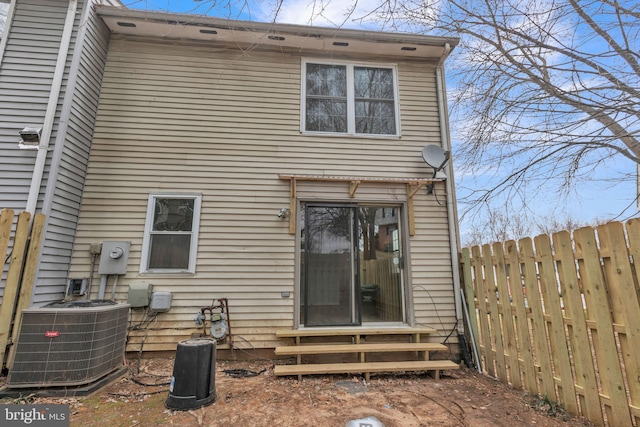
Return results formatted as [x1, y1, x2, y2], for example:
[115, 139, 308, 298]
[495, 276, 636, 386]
[278, 208, 290, 219]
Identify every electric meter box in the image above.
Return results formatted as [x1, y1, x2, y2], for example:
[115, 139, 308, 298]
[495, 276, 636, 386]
[98, 241, 131, 275]
[150, 291, 172, 313]
[128, 282, 152, 308]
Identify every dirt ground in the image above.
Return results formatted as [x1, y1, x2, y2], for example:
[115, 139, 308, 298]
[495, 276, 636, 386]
[2, 358, 595, 427]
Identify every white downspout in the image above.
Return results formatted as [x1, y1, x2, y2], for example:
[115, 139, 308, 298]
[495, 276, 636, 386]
[0, 0, 18, 68]
[25, 0, 77, 214]
[436, 45, 465, 335]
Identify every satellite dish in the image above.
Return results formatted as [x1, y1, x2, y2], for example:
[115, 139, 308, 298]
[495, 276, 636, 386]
[421, 145, 450, 194]
[422, 145, 450, 171]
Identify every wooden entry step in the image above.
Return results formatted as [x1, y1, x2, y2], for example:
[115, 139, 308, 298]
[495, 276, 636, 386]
[275, 327, 437, 339]
[273, 360, 459, 381]
[274, 342, 448, 356]
[274, 327, 458, 380]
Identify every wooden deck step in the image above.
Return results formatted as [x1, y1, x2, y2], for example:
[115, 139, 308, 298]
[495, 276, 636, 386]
[274, 360, 459, 380]
[275, 342, 447, 356]
[275, 327, 437, 338]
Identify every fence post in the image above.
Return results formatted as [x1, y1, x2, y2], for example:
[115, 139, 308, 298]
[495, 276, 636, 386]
[4, 213, 45, 370]
[0, 210, 30, 370]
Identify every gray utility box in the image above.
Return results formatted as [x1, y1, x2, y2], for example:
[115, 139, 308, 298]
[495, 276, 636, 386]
[150, 291, 172, 312]
[128, 282, 153, 308]
[98, 241, 131, 275]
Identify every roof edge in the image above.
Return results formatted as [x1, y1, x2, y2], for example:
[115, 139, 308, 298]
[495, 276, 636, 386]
[95, 5, 459, 50]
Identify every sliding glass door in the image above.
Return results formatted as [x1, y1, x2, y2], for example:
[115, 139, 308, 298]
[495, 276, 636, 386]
[300, 204, 404, 327]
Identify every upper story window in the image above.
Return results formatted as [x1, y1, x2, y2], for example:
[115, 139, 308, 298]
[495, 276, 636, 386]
[140, 194, 201, 274]
[302, 60, 399, 136]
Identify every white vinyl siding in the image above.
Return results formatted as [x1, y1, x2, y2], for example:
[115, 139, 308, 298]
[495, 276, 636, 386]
[68, 36, 456, 351]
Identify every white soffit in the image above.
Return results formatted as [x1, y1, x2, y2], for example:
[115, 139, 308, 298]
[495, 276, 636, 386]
[97, 7, 458, 59]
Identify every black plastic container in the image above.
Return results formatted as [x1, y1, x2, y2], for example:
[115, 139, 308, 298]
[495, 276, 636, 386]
[166, 338, 216, 410]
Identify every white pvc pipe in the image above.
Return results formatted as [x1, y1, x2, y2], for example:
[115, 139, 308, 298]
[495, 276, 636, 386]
[25, 0, 77, 214]
[435, 49, 465, 335]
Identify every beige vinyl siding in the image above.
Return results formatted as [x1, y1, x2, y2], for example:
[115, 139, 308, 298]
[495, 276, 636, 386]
[411, 193, 457, 339]
[69, 36, 457, 351]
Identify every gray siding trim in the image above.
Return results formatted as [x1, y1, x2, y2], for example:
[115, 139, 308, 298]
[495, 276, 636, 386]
[34, 0, 111, 305]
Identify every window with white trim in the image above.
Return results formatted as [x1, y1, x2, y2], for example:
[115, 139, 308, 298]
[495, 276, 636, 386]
[141, 194, 201, 273]
[302, 61, 399, 136]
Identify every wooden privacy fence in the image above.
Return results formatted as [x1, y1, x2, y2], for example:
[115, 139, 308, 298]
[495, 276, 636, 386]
[361, 257, 402, 321]
[460, 220, 640, 427]
[0, 208, 45, 369]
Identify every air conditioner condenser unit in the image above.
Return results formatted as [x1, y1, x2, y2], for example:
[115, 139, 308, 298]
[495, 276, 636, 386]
[6, 300, 130, 388]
